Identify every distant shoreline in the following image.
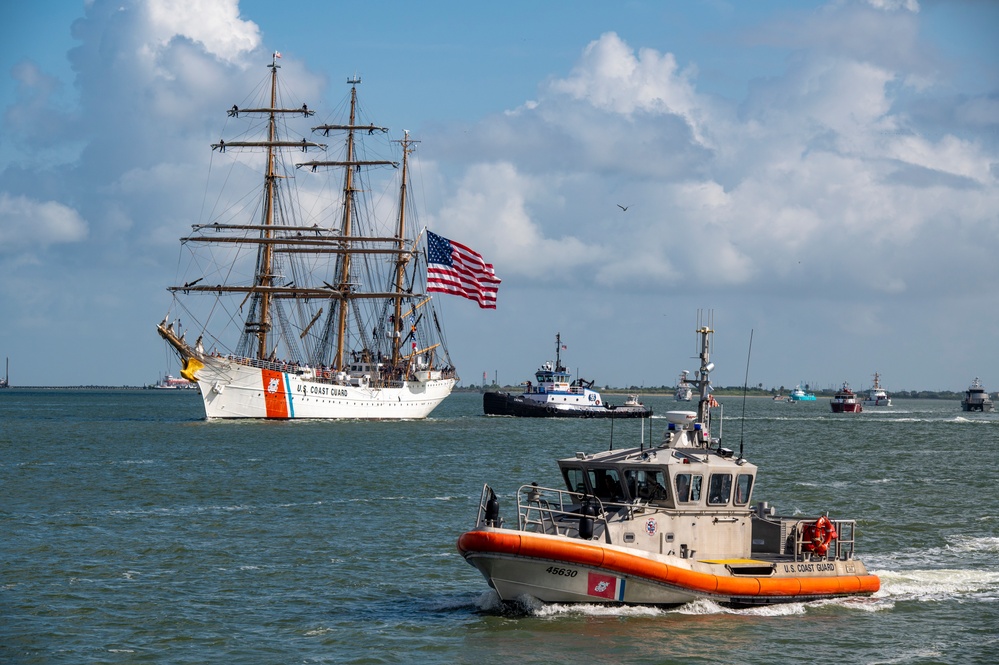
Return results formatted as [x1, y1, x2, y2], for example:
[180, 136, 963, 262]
[0, 386, 969, 400]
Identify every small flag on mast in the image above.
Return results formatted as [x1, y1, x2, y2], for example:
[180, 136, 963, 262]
[273, 51, 282, 59]
[426, 231, 500, 309]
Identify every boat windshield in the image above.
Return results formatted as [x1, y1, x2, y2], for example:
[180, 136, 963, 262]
[588, 468, 624, 502]
[707, 473, 733, 505]
[624, 468, 669, 505]
[563, 467, 587, 495]
[674, 473, 702, 503]
[734, 473, 754, 505]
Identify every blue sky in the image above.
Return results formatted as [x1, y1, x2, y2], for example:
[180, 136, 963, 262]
[1, 0, 998, 392]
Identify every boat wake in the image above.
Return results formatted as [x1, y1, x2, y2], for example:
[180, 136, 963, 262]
[871, 567, 999, 603]
[471, 589, 881, 618]
[865, 534, 999, 604]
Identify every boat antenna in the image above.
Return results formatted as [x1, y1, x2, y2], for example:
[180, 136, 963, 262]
[739, 329, 754, 459]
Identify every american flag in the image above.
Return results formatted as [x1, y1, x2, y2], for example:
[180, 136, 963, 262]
[426, 231, 500, 309]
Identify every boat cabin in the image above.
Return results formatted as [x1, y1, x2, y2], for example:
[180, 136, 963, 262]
[514, 412, 758, 561]
[557, 447, 755, 513]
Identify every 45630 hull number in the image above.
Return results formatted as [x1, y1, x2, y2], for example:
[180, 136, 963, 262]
[545, 566, 578, 577]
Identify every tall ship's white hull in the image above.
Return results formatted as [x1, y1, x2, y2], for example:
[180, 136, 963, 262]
[188, 358, 453, 419]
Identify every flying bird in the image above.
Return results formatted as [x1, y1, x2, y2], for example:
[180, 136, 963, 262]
[617, 204, 629, 211]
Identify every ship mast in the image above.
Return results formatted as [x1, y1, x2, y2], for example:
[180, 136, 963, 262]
[187, 55, 323, 361]
[391, 131, 417, 366]
[330, 79, 362, 369]
[254, 58, 280, 359]
[305, 77, 396, 370]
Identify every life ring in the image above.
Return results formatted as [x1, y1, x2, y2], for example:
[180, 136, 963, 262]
[802, 515, 837, 556]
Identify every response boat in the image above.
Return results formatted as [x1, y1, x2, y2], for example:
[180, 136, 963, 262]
[482, 333, 651, 419]
[458, 324, 879, 607]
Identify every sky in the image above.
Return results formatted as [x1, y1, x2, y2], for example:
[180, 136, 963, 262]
[1, 0, 998, 392]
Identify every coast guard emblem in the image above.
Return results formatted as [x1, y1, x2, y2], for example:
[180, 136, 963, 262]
[645, 518, 657, 536]
[267, 378, 281, 394]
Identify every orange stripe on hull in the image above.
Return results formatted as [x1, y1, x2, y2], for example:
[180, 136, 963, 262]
[458, 530, 880, 600]
[260, 369, 290, 418]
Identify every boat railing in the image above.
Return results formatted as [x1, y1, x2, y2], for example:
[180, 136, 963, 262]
[472, 483, 620, 541]
[786, 517, 859, 562]
[516, 483, 626, 542]
[217, 353, 417, 388]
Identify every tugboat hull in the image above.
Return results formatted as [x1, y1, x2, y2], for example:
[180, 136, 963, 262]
[483, 391, 651, 418]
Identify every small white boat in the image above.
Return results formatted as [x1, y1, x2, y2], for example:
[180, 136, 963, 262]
[459, 324, 879, 607]
[862, 372, 892, 407]
[152, 374, 195, 390]
[674, 371, 693, 401]
[961, 378, 994, 412]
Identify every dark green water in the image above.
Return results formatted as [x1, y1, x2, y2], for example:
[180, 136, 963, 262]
[2, 390, 997, 664]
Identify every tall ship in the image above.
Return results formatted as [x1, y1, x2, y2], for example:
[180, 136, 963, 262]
[483, 334, 651, 418]
[673, 371, 693, 401]
[862, 372, 891, 407]
[459, 323, 879, 607]
[961, 378, 994, 412]
[830, 382, 862, 413]
[157, 56, 458, 419]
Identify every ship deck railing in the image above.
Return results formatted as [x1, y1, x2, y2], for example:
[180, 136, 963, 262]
[526, 385, 586, 396]
[215, 353, 452, 388]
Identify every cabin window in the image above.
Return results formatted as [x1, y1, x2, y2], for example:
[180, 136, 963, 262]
[708, 473, 733, 505]
[564, 467, 587, 495]
[588, 468, 624, 502]
[625, 468, 669, 504]
[734, 473, 753, 505]
[674, 473, 702, 503]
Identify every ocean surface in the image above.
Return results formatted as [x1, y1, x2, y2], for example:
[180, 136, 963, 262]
[2, 389, 998, 664]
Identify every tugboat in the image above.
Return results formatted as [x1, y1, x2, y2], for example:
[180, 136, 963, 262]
[862, 372, 892, 408]
[961, 378, 994, 412]
[482, 334, 651, 418]
[830, 383, 863, 413]
[459, 324, 879, 607]
[787, 384, 816, 402]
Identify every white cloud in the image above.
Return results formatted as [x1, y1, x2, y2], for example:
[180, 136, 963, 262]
[549, 32, 707, 145]
[0, 192, 88, 253]
[866, 0, 919, 12]
[435, 162, 599, 279]
[143, 0, 260, 66]
[446, 25, 998, 303]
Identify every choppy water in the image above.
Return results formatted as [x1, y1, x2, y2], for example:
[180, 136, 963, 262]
[2, 390, 998, 664]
